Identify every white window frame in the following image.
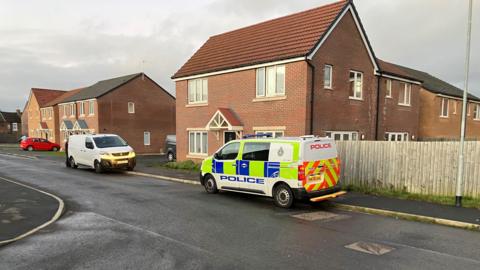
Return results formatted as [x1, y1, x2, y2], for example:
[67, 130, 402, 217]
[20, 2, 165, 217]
[386, 132, 409, 141]
[188, 131, 208, 155]
[474, 104, 480, 120]
[89, 100, 95, 115]
[349, 71, 363, 100]
[398, 83, 411, 106]
[128, 102, 135, 114]
[440, 97, 449, 118]
[324, 64, 333, 89]
[12, 123, 18, 132]
[386, 79, 392, 98]
[188, 78, 208, 104]
[62, 105, 66, 118]
[326, 131, 359, 141]
[256, 65, 286, 98]
[254, 130, 284, 138]
[144, 131, 150, 146]
[79, 102, 85, 116]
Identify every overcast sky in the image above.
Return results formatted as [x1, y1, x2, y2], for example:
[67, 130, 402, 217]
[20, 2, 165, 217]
[0, 0, 478, 112]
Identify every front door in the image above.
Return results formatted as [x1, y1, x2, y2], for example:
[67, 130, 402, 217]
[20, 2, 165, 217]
[224, 131, 236, 144]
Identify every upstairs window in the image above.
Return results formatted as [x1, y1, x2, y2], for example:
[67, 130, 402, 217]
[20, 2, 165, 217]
[474, 104, 480, 120]
[324, 65, 333, 89]
[440, 97, 449, 117]
[349, 71, 363, 100]
[89, 100, 95, 115]
[188, 78, 208, 104]
[256, 65, 285, 97]
[385, 79, 392, 98]
[79, 102, 85, 116]
[399, 83, 411, 106]
[128, 102, 135, 114]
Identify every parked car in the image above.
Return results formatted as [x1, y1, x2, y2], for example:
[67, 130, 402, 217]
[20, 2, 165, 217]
[20, 137, 60, 151]
[165, 135, 176, 162]
[66, 134, 136, 173]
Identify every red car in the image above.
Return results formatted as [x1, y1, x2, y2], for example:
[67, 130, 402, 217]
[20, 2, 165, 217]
[20, 138, 61, 151]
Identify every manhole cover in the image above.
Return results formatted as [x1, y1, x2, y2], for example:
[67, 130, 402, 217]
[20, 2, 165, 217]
[345, 241, 395, 256]
[292, 211, 347, 221]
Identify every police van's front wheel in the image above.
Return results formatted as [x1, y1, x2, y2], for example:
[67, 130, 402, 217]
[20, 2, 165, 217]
[273, 184, 294, 208]
[204, 175, 218, 194]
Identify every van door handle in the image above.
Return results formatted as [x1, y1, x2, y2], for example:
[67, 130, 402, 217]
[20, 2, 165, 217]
[232, 164, 237, 167]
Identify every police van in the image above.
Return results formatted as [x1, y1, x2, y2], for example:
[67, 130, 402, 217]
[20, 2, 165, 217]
[200, 135, 345, 208]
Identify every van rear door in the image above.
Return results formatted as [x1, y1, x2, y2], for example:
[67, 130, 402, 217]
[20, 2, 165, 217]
[301, 138, 340, 192]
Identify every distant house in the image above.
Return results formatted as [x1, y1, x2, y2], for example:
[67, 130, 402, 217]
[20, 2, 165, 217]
[377, 61, 480, 140]
[0, 110, 22, 143]
[47, 73, 176, 153]
[24, 88, 67, 140]
[171, 0, 422, 161]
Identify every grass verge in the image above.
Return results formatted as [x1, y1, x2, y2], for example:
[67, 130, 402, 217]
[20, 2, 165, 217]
[153, 160, 201, 172]
[344, 184, 480, 209]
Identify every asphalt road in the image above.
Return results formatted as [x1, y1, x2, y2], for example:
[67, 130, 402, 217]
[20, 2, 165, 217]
[0, 154, 479, 270]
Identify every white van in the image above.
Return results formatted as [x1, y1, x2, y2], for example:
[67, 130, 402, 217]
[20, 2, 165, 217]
[200, 135, 345, 208]
[66, 134, 136, 173]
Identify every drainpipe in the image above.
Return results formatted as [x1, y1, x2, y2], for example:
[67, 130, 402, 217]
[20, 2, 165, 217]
[307, 60, 315, 135]
[375, 75, 381, 140]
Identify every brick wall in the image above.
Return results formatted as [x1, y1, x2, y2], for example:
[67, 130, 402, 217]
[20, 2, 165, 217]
[175, 61, 309, 161]
[98, 75, 176, 153]
[377, 78, 421, 140]
[26, 94, 42, 138]
[310, 11, 378, 139]
[418, 89, 480, 140]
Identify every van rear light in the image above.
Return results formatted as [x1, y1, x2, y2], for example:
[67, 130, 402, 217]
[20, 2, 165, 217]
[298, 164, 305, 181]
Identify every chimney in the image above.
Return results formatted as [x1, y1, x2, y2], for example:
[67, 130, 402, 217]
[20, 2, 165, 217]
[16, 109, 22, 116]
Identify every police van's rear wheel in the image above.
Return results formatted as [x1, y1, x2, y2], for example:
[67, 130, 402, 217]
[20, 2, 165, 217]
[204, 175, 218, 194]
[273, 184, 294, 208]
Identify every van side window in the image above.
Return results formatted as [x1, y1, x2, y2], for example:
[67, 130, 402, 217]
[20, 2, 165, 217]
[242, 142, 270, 161]
[216, 142, 240, 160]
[85, 137, 94, 149]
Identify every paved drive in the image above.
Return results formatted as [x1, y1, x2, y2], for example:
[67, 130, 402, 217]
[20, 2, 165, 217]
[0, 154, 479, 269]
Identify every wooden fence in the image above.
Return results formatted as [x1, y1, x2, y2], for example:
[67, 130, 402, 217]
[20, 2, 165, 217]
[336, 141, 480, 198]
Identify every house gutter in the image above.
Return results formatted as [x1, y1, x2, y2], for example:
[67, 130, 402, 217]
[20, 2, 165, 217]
[307, 60, 315, 135]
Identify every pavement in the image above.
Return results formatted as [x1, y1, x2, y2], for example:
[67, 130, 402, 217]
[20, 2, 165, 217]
[0, 176, 63, 244]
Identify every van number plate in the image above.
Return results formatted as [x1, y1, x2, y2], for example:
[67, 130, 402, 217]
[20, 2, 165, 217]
[117, 160, 128, 164]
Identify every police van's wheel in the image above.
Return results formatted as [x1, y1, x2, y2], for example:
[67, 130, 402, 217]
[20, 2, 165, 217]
[94, 160, 103, 173]
[204, 175, 218, 194]
[69, 157, 78, 169]
[273, 184, 294, 208]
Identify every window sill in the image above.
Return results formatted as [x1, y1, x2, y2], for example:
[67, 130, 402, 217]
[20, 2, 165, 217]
[186, 103, 208, 107]
[439, 116, 449, 119]
[385, 96, 392, 99]
[252, 96, 287, 102]
[324, 87, 333, 90]
[348, 97, 363, 101]
[398, 103, 411, 107]
[187, 154, 208, 159]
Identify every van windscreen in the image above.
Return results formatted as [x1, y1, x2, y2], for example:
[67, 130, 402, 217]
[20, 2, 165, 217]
[93, 136, 128, 148]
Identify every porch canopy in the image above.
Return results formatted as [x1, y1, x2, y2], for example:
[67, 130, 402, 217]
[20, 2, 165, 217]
[205, 108, 243, 131]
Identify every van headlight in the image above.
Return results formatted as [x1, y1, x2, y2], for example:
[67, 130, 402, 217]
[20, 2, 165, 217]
[129, 151, 136, 157]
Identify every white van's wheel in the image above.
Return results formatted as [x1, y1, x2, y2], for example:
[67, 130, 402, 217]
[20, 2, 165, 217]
[273, 184, 294, 208]
[69, 157, 78, 169]
[94, 160, 104, 173]
[204, 175, 218, 194]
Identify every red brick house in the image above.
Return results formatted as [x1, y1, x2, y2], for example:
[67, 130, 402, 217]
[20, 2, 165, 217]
[24, 88, 66, 139]
[172, 0, 421, 161]
[53, 73, 176, 153]
[0, 110, 22, 143]
[377, 62, 480, 140]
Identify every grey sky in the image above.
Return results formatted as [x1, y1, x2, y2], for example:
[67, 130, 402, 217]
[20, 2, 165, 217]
[0, 0, 478, 112]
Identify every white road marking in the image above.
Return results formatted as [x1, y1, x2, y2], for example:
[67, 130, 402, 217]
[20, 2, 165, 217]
[345, 241, 395, 256]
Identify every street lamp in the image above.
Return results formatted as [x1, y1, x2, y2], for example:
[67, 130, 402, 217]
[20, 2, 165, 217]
[455, 0, 473, 207]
